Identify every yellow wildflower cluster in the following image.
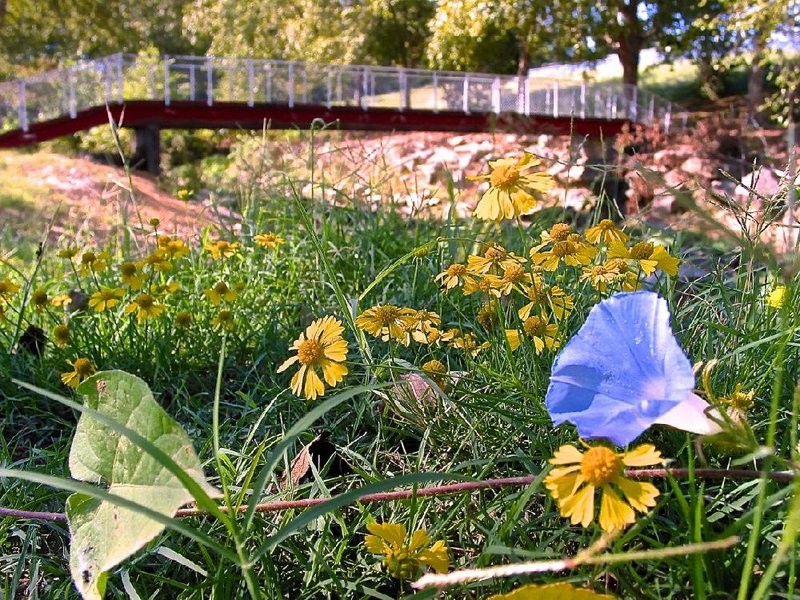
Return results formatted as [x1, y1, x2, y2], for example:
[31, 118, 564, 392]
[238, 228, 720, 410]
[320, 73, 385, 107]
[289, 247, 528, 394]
[363, 522, 448, 579]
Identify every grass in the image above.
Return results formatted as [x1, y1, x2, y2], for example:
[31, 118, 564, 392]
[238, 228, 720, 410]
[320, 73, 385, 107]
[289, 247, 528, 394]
[0, 129, 798, 599]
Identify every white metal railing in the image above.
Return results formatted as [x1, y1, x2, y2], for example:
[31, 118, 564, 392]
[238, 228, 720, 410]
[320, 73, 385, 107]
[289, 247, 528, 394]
[0, 54, 684, 135]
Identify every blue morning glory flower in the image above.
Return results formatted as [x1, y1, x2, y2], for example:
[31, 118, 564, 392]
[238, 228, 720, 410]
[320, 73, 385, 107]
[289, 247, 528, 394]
[546, 290, 719, 446]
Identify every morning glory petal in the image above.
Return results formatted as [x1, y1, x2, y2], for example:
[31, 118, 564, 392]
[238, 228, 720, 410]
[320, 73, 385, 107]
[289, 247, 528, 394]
[546, 290, 700, 446]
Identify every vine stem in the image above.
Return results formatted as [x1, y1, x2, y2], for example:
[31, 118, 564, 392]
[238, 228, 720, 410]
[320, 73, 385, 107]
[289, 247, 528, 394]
[2, 467, 793, 523]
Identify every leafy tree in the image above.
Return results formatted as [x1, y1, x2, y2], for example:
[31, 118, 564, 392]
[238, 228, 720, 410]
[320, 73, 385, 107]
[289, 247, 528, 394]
[359, 0, 435, 68]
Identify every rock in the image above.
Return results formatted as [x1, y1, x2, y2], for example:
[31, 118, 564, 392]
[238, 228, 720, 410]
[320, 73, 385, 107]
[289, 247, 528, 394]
[564, 188, 594, 211]
[663, 169, 689, 189]
[680, 157, 717, 180]
[711, 178, 737, 198]
[735, 167, 780, 200]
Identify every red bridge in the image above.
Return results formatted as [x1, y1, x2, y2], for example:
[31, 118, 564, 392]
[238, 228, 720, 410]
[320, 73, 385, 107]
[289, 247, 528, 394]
[0, 54, 680, 173]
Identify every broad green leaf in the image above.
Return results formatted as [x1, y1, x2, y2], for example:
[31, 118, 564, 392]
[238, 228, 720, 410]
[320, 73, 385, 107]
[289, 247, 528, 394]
[66, 371, 218, 600]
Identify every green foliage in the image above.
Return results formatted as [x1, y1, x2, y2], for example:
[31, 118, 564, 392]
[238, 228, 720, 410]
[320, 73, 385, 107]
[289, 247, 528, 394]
[359, 0, 435, 67]
[66, 371, 217, 599]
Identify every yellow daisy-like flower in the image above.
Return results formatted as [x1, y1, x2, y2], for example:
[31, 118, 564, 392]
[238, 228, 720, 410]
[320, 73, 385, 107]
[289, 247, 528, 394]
[476, 303, 499, 331]
[120, 262, 146, 290]
[79, 251, 108, 275]
[143, 249, 172, 272]
[158, 236, 190, 259]
[254, 232, 286, 249]
[58, 246, 79, 260]
[484, 260, 533, 296]
[421, 359, 449, 391]
[212, 310, 236, 331]
[88, 287, 124, 313]
[205, 240, 240, 260]
[603, 258, 640, 291]
[463, 274, 499, 297]
[449, 330, 491, 357]
[580, 263, 622, 293]
[51, 293, 72, 309]
[61, 357, 96, 389]
[585, 218, 630, 245]
[531, 236, 597, 271]
[544, 443, 663, 533]
[466, 243, 513, 274]
[52, 323, 71, 348]
[518, 278, 573, 321]
[125, 293, 165, 323]
[356, 305, 416, 343]
[30, 289, 49, 311]
[468, 153, 555, 221]
[0, 278, 21, 303]
[277, 315, 348, 401]
[204, 281, 239, 305]
[505, 314, 559, 354]
[607, 240, 680, 277]
[435, 263, 476, 291]
[406, 309, 442, 345]
[487, 582, 616, 600]
[766, 285, 787, 309]
[364, 522, 449, 579]
[174, 311, 193, 328]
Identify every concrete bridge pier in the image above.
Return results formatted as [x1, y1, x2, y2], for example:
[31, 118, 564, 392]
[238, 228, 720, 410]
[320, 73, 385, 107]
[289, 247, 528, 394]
[132, 125, 161, 175]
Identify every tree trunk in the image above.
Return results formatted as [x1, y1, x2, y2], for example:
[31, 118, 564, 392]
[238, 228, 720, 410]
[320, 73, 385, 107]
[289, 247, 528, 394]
[517, 40, 531, 76]
[747, 30, 765, 123]
[616, 0, 643, 88]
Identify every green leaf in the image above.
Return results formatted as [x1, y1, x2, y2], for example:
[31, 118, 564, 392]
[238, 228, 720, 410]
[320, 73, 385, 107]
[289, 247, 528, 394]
[66, 371, 218, 600]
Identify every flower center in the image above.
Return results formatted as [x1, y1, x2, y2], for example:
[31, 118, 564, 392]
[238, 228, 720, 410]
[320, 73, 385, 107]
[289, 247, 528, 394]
[581, 446, 622, 486]
[73, 358, 94, 377]
[82, 252, 96, 264]
[598, 219, 615, 230]
[374, 305, 401, 325]
[490, 165, 520, 188]
[214, 282, 229, 294]
[484, 246, 505, 261]
[422, 360, 446, 375]
[298, 339, 324, 365]
[549, 223, 573, 242]
[32, 290, 49, 306]
[478, 278, 493, 292]
[137, 294, 154, 309]
[630, 242, 654, 260]
[523, 316, 546, 337]
[605, 258, 627, 273]
[503, 263, 525, 283]
[447, 264, 466, 278]
[385, 549, 420, 580]
[552, 241, 576, 257]
[121, 263, 138, 277]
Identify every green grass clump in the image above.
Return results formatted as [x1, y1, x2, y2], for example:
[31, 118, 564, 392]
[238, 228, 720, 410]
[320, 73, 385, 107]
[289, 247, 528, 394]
[0, 132, 798, 600]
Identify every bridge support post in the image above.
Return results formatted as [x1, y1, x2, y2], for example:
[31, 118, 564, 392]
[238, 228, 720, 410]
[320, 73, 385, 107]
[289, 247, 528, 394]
[581, 136, 628, 217]
[133, 126, 161, 175]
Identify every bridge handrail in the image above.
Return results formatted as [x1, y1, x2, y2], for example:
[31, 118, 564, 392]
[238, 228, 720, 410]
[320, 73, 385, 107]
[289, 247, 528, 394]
[0, 54, 685, 135]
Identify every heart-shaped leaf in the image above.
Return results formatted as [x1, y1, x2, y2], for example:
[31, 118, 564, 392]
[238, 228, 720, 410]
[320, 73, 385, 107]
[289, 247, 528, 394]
[66, 371, 217, 599]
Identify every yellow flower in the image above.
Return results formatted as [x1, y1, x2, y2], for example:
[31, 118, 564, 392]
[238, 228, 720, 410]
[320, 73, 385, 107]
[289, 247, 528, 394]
[277, 315, 348, 400]
[143, 249, 172, 272]
[254, 232, 286, 249]
[466, 243, 515, 274]
[477, 303, 499, 331]
[212, 310, 236, 331]
[125, 293, 165, 323]
[61, 357, 96, 389]
[585, 218, 630, 245]
[158, 236, 190, 259]
[463, 274, 500, 297]
[52, 323, 71, 348]
[174, 311, 193, 328]
[719, 383, 755, 412]
[603, 258, 640, 291]
[0, 278, 21, 303]
[421, 359, 449, 391]
[607, 240, 680, 277]
[531, 236, 597, 271]
[356, 305, 416, 343]
[51, 293, 72, 309]
[120, 262, 146, 290]
[364, 522, 448, 579]
[544, 444, 663, 533]
[505, 314, 559, 354]
[205, 240, 240, 260]
[487, 582, 616, 600]
[30, 289, 49, 311]
[468, 153, 555, 221]
[484, 260, 532, 296]
[406, 309, 441, 345]
[58, 246, 79, 260]
[88, 287, 124, 313]
[766, 285, 787, 309]
[449, 330, 491, 357]
[204, 281, 239, 305]
[518, 278, 573, 321]
[435, 263, 476, 290]
[80, 251, 108, 275]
